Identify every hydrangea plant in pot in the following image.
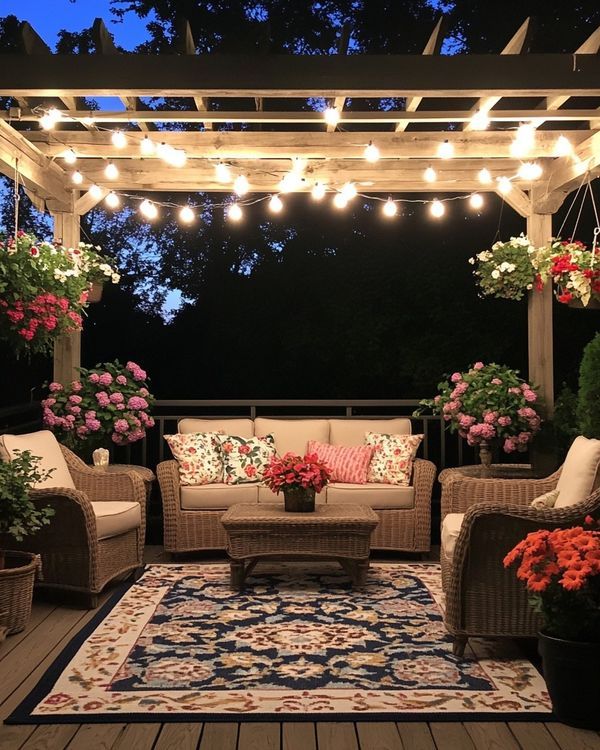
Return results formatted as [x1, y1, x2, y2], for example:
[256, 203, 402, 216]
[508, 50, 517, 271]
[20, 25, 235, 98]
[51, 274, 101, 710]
[263, 452, 331, 512]
[0, 451, 54, 636]
[504, 516, 600, 728]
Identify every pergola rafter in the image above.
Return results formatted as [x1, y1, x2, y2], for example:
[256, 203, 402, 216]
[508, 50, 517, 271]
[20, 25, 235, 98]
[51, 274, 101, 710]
[0, 17, 599, 411]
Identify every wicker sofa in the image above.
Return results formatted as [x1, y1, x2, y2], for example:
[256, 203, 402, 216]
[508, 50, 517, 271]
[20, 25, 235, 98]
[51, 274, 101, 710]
[157, 417, 436, 554]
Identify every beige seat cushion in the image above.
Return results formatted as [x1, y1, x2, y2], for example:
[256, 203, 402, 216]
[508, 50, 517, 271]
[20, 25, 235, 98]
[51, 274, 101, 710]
[254, 418, 329, 456]
[178, 418, 254, 438]
[257, 484, 327, 505]
[0, 430, 75, 490]
[441, 513, 464, 559]
[328, 418, 412, 445]
[555, 436, 600, 508]
[326, 482, 414, 509]
[180, 483, 258, 509]
[91, 501, 141, 541]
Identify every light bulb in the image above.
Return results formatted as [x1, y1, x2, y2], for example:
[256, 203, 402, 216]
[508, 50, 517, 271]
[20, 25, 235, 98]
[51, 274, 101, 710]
[63, 148, 77, 165]
[227, 202, 243, 221]
[168, 149, 187, 167]
[340, 181, 357, 201]
[478, 167, 492, 184]
[269, 194, 283, 213]
[333, 192, 348, 209]
[517, 122, 535, 143]
[312, 182, 326, 200]
[111, 130, 127, 149]
[497, 176, 512, 195]
[179, 206, 195, 224]
[430, 199, 445, 218]
[553, 135, 573, 157]
[470, 109, 490, 131]
[71, 170, 83, 185]
[140, 136, 155, 156]
[104, 162, 119, 180]
[279, 171, 301, 193]
[424, 166, 437, 183]
[88, 184, 103, 200]
[469, 193, 484, 209]
[156, 142, 173, 161]
[139, 199, 158, 220]
[105, 191, 120, 209]
[518, 162, 543, 181]
[233, 175, 249, 196]
[324, 106, 340, 127]
[364, 141, 380, 162]
[382, 198, 397, 217]
[511, 122, 535, 157]
[39, 107, 61, 130]
[291, 157, 307, 173]
[215, 162, 231, 183]
[437, 139, 454, 159]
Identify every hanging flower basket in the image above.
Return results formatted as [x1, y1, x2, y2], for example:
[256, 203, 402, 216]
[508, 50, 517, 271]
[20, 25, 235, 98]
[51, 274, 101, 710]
[87, 282, 104, 303]
[549, 239, 600, 309]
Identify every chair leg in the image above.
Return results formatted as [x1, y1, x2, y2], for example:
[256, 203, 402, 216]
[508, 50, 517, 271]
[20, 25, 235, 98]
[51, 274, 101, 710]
[85, 593, 100, 609]
[453, 635, 468, 657]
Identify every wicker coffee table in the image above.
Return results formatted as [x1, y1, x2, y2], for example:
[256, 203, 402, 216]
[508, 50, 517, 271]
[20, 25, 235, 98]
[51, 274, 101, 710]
[220, 503, 379, 590]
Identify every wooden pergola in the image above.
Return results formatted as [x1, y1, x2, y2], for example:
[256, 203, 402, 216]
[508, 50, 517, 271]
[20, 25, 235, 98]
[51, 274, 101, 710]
[1, 17, 600, 414]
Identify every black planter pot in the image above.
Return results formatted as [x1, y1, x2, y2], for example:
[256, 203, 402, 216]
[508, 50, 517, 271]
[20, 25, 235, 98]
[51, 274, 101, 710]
[283, 487, 316, 512]
[539, 631, 600, 728]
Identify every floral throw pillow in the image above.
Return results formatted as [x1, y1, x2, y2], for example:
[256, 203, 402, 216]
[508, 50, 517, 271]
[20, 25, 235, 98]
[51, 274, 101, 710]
[217, 433, 276, 484]
[306, 440, 374, 484]
[365, 432, 424, 486]
[164, 432, 223, 486]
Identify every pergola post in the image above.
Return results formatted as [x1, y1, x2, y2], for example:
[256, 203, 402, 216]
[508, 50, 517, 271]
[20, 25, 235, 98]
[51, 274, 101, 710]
[526, 212, 554, 417]
[51, 199, 81, 383]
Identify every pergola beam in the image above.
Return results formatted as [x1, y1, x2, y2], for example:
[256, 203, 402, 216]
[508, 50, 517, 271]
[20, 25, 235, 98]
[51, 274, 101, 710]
[327, 22, 352, 132]
[175, 18, 212, 130]
[495, 185, 531, 217]
[545, 25, 600, 111]
[1, 53, 599, 98]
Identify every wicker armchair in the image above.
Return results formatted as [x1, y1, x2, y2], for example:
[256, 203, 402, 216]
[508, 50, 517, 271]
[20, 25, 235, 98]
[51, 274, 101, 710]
[2, 445, 146, 608]
[439, 465, 600, 656]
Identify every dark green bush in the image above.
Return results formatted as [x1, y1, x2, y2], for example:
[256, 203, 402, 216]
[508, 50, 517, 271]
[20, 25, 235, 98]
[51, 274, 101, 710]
[577, 332, 600, 439]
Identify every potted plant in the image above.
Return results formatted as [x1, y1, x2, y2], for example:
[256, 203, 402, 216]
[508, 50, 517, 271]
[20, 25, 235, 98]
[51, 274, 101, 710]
[504, 516, 600, 728]
[66, 242, 120, 303]
[547, 238, 600, 309]
[42, 360, 155, 461]
[416, 362, 542, 473]
[263, 452, 331, 512]
[0, 450, 54, 636]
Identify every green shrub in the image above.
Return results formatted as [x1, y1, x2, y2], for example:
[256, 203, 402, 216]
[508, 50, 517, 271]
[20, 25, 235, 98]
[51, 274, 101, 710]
[577, 333, 600, 439]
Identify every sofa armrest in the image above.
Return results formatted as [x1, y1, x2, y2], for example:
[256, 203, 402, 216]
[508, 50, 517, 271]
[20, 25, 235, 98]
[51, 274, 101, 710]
[27, 486, 99, 552]
[412, 458, 436, 551]
[157, 460, 181, 549]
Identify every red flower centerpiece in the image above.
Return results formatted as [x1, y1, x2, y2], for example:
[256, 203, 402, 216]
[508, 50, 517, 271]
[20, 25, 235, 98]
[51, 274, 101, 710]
[263, 452, 331, 512]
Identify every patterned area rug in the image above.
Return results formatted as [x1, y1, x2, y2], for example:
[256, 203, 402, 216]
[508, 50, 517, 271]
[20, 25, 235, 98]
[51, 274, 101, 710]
[7, 562, 551, 723]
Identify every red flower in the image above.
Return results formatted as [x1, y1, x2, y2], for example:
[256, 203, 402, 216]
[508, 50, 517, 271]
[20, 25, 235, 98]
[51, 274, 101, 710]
[557, 291, 573, 304]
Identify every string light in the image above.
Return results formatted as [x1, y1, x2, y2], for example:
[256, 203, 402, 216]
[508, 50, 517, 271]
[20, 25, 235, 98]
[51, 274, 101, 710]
[497, 176, 513, 194]
[323, 107, 340, 127]
[517, 162, 543, 181]
[39, 108, 61, 130]
[279, 171, 302, 193]
[469, 193, 484, 209]
[511, 122, 535, 157]
[269, 194, 283, 213]
[111, 130, 127, 149]
[167, 149, 187, 168]
[470, 109, 490, 131]
[104, 161, 119, 180]
[340, 182, 357, 201]
[233, 175, 250, 196]
[424, 166, 437, 183]
[333, 193, 348, 209]
[88, 184, 103, 200]
[227, 202, 243, 221]
[140, 136, 155, 156]
[364, 141, 380, 162]
[215, 162, 232, 183]
[81, 117, 95, 127]
[139, 199, 158, 220]
[382, 198, 397, 217]
[179, 205, 195, 224]
[71, 170, 83, 185]
[430, 199, 445, 218]
[291, 157, 307, 173]
[105, 191, 120, 209]
[312, 182, 326, 200]
[553, 135, 573, 157]
[437, 139, 454, 159]
[478, 167, 492, 184]
[63, 148, 77, 165]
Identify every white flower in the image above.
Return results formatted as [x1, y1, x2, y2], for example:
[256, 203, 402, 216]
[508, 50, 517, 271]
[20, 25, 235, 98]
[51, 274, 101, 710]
[527, 284, 533, 290]
[111, 273, 120, 283]
[468, 257, 475, 265]
[477, 251, 493, 262]
[491, 269, 501, 279]
[499, 262, 510, 272]
[506, 263, 516, 273]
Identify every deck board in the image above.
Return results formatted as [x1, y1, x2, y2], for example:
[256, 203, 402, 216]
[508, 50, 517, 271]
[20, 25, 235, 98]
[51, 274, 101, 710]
[1, 547, 599, 750]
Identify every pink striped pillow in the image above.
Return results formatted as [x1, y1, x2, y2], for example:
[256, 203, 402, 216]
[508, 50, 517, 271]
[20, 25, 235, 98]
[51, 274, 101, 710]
[306, 440, 374, 484]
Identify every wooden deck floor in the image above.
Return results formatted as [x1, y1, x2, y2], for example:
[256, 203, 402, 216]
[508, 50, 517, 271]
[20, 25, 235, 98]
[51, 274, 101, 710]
[1, 548, 600, 750]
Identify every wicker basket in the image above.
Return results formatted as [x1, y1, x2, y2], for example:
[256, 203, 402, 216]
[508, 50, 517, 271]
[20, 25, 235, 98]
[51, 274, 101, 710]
[0, 551, 39, 635]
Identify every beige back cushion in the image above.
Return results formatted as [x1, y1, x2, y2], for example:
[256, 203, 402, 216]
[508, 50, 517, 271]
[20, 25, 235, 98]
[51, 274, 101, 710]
[329, 418, 412, 445]
[0, 430, 75, 490]
[178, 418, 254, 438]
[555, 436, 600, 508]
[254, 418, 329, 456]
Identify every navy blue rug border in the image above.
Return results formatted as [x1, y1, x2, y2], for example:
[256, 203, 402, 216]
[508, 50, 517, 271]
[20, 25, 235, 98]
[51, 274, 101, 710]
[5, 563, 555, 725]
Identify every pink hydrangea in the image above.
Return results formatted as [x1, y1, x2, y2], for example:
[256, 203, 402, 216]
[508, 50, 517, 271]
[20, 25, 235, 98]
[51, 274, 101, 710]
[68, 394, 82, 404]
[450, 372, 462, 383]
[497, 415, 512, 427]
[518, 431, 532, 444]
[127, 396, 148, 410]
[139, 387, 149, 397]
[109, 392, 124, 404]
[48, 382, 62, 392]
[114, 419, 130, 434]
[116, 375, 127, 386]
[95, 391, 110, 407]
[491, 378, 503, 385]
[459, 414, 476, 428]
[523, 390, 537, 403]
[85, 418, 101, 432]
[483, 411, 498, 424]
[71, 381, 83, 392]
[69, 406, 81, 415]
[473, 362, 484, 370]
[41, 397, 56, 407]
[517, 407, 537, 419]
[508, 387, 521, 395]
[76, 426, 89, 437]
[98, 372, 113, 386]
[84, 410, 96, 419]
[88, 373, 100, 384]
[504, 437, 517, 452]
